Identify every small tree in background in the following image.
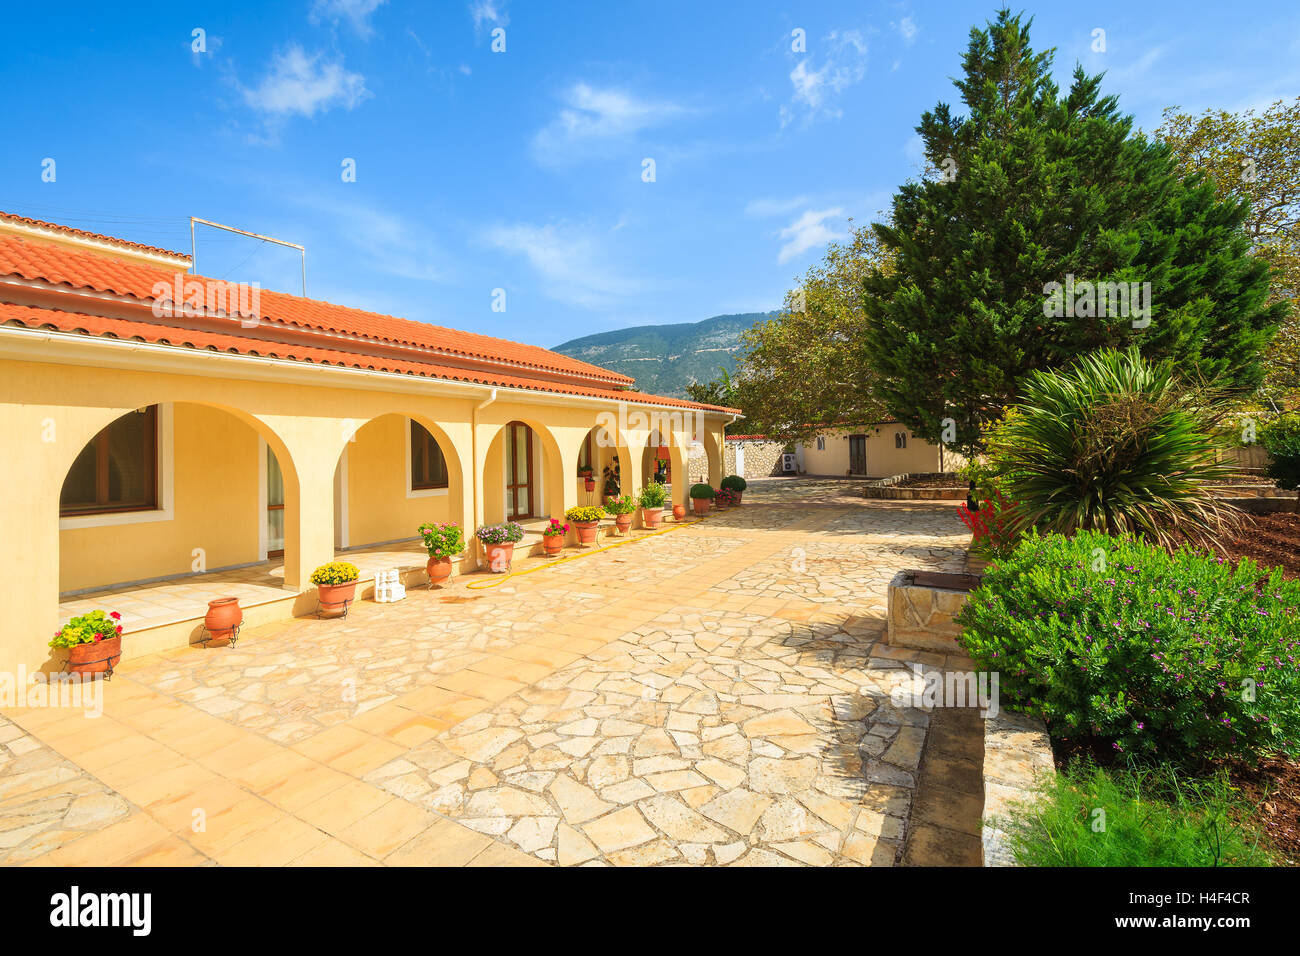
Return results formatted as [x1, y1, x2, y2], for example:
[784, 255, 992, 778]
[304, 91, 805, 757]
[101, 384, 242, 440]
[1260, 412, 1300, 511]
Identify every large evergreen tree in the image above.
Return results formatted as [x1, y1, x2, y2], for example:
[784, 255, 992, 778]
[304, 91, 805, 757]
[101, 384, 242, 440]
[863, 9, 1284, 454]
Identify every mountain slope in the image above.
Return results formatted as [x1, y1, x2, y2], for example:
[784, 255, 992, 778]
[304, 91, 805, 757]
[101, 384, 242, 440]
[552, 312, 773, 398]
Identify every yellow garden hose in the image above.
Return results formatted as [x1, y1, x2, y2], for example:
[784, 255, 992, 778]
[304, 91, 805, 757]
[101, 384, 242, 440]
[464, 510, 717, 590]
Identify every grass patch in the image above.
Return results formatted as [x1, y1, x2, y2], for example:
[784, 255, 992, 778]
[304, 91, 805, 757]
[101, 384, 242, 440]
[1003, 759, 1276, 866]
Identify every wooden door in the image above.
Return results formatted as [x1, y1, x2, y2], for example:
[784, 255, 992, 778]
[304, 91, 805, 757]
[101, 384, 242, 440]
[849, 435, 867, 476]
[505, 422, 535, 518]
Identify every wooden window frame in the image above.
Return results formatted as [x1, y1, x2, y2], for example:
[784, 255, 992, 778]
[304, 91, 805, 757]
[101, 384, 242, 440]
[506, 421, 535, 519]
[59, 406, 159, 517]
[410, 420, 450, 491]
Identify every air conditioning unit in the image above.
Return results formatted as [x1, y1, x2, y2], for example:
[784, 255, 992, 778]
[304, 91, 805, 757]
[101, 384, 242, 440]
[781, 453, 797, 473]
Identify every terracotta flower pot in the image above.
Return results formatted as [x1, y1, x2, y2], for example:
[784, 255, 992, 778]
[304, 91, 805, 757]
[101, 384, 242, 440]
[734, 491, 743, 505]
[584, 478, 595, 492]
[483, 542, 514, 572]
[317, 580, 357, 614]
[543, 535, 564, 557]
[426, 556, 453, 586]
[573, 520, 600, 546]
[672, 504, 687, 520]
[204, 597, 243, 640]
[67, 634, 122, 676]
[692, 498, 711, 515]
[642, 507, 663, 529]
[615, 513, 632, 534]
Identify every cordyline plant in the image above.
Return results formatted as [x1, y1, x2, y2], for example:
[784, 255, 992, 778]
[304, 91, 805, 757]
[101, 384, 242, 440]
[986, 348, 1242, 549]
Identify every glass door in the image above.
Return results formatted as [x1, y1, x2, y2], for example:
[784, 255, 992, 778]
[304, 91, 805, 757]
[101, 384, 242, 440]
[505, 422, 534, 519]
[266, 448, 285, 558]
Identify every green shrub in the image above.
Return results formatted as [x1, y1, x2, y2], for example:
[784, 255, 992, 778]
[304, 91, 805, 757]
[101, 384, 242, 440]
[637, 483, 669, 509]
[50, 610, 122, 648]
[720, 475, 747, 492]
[1005, 759, 1274, 866]
[957, 529, 1300, 762]
[1261, 412, 1300, 508]
[689, 483, 715, 499]
[310, 561, 360, 586]
[987, 348, 1240, 548]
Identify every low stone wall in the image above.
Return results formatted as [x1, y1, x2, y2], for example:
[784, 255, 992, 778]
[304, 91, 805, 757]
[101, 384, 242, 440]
[865, 473, 967, 500]
[981, 711, 1055, 866]
[886, 570, 976, 653]
[688, 440, 790, 482]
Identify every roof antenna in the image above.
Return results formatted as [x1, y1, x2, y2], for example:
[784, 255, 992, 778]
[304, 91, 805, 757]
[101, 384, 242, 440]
[190, 216, 307, 296]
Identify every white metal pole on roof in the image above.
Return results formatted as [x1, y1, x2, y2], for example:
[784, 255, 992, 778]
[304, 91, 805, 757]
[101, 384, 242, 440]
[189, 217, 307, 296]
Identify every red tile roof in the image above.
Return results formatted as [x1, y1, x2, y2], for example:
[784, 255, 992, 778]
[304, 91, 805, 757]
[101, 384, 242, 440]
[0, 232, 636, 387]
[0, 303, 741, 414]
[0, 211, 189, 261]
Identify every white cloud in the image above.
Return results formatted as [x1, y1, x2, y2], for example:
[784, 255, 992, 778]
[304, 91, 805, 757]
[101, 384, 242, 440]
[777, 208, 848, 263]
[312, 0, 387, 38]
[484, 221, 644, 309]
[242, 44, 370, 119]
[894, 17, 918, 45]
[469, 0, 509, 30]
[532, 83, 685, 162]
[783, 30, 868, 126]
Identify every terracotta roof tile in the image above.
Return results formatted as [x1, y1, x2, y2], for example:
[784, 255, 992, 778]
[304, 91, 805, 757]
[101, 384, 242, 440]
[0, 211, 189, 261]
[0, 233, 635, 386]
[0, 303, 741, 415]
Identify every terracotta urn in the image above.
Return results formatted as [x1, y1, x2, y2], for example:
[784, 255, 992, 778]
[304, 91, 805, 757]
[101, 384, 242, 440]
[317, 580, 357, 614]
[483, 542, 514, 572]
[642, 507, 663, 529]
[692, 498, 712, 516]
[543, 535, 564, 557]
[584, 477, 596, 492]
[573, 520, 600, 546]
[734, 491, 743, 505]
[672, 504, 687, 520]
[68, 635, 122, 676]
[426, 556, 453, 586]
[205, 597, 243, 640]
[615, 513, 632, 534]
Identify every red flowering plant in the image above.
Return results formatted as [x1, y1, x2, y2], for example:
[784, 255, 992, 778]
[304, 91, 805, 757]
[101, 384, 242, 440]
[542, 518, 569, 538]
[958, 488, 1020, 561]
[50, 610, 122, 648]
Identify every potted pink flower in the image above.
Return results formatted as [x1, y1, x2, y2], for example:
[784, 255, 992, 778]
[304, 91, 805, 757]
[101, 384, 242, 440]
[50, 610, 124, 676]
[542, 518, 569, 556]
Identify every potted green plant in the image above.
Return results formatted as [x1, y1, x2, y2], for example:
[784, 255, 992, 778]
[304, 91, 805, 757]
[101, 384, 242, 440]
[418, 521, 465, 587]
[689, 483, 715, 515]
[50, 610, 123, 676]
[565, 505, 606, 546]
[605, 494, 637, 534]
[542, 518, 569, 556]
[720, 474, 747, 504]
[638, 482, 669, 528]
[311, 562, 360, 616]
[578, 463, 596, 492]
[476, 521, 525, 572]
[602, 457, 621, 505]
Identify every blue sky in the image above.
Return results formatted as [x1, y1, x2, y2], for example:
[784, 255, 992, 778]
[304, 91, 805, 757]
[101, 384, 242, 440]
[3, 0, 1299, 348]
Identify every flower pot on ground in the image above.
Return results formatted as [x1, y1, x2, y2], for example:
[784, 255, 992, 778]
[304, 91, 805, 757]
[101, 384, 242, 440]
[476, 521, 526, 572]
[638, 482, 669, 529]
[311, 562, 360, 615]
[418, 521, 465, 587]
[672, 503, 687, 520]
[605, 494, 637, 534]
[715, 486, 740, 509]
[542, 518, 569, 557]
[50, 610, 124, 676]
[204, 597, 243, 641]
[565, 505, 606, 546]
[720, 475, 747, 504]
[690, 483, 715, 515]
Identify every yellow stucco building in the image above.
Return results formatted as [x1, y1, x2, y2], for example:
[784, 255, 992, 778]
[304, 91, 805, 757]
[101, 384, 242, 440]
[0, 212, 737, 674]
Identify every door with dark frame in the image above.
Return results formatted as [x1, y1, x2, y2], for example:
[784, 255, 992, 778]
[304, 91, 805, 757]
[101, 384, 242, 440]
[505, 421, 535, 519]
[849, 434, 867, 476]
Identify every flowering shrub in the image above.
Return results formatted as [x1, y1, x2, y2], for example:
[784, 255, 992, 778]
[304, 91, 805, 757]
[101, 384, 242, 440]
[564, 506, 605, 523]
[417, 521, 465, 559]
[604, 494, 637, 516]
[715, 487, 740, 507]
[476, 522, 525, 545]
[50, 610, 122, 648]
[957, 530, 1300, 762]
[310, 562, 360, 586]
[638, 482, 669, 509]
[958, 488, 1019, 560]
[542, 518, 569, 538]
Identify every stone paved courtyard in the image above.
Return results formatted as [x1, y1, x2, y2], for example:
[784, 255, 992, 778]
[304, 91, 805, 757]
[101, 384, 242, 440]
[0, 478, 981, 867]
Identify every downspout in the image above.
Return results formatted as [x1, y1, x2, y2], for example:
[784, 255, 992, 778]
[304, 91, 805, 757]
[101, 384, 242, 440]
[471, 387, 498, 567]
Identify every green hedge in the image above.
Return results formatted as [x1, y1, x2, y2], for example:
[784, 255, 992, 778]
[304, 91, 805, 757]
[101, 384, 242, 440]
[957, 530, 1300, 762]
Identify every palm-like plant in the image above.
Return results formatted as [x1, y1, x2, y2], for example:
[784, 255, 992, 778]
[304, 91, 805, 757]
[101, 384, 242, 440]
[987, 348, 1241, 548]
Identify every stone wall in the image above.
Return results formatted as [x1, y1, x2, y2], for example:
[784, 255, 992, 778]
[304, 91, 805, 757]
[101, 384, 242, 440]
[688, 439, 789, 483]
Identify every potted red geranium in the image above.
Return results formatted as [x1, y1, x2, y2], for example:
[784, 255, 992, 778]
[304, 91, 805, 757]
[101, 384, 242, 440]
[542, 518, 568, 556]
[50, 610, 124, 676]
